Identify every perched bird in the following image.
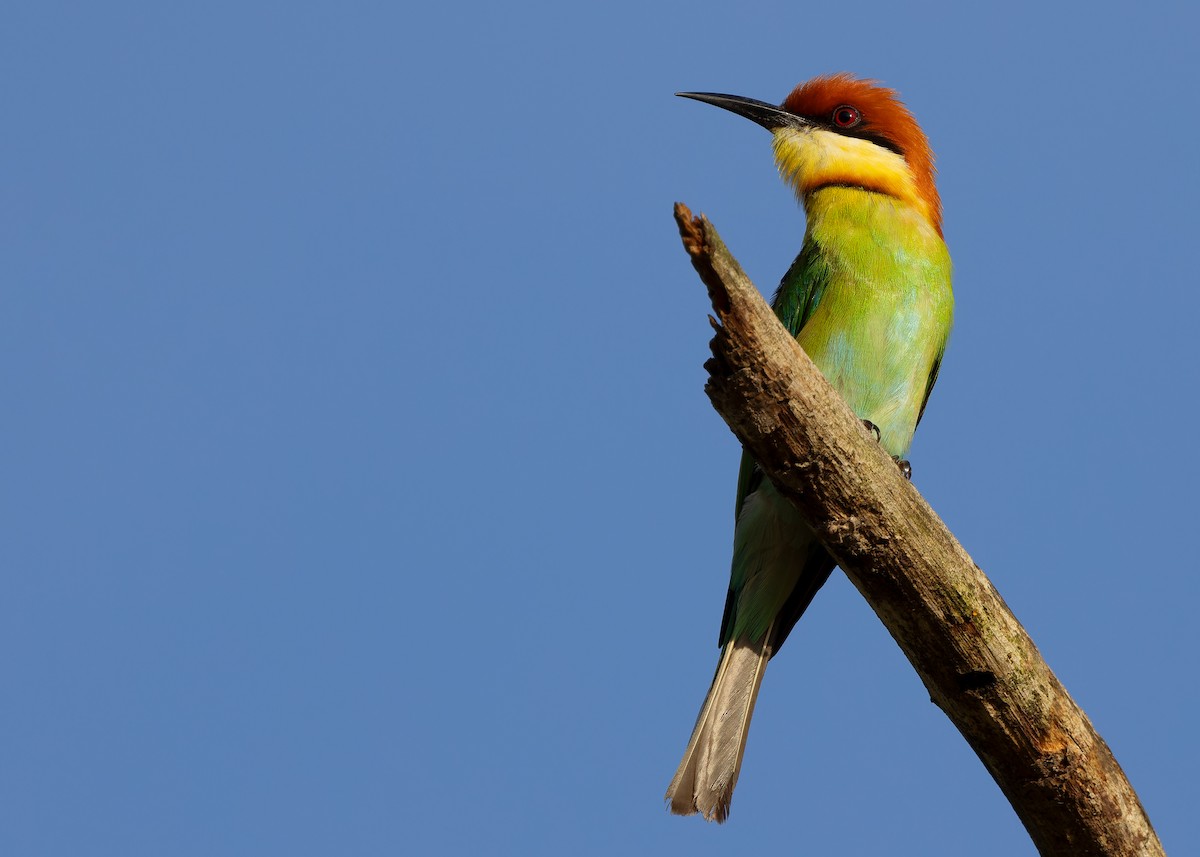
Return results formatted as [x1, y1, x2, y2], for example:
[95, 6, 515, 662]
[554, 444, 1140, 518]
[667, 75, 954, 822]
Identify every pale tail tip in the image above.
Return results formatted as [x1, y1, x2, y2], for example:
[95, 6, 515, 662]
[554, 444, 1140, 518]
[664, 794, 730, 823]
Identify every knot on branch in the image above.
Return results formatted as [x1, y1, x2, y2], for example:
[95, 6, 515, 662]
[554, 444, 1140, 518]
[956, 670, 998, 692]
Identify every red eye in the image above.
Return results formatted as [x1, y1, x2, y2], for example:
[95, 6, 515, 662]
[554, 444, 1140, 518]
[832, 105, 861, 128]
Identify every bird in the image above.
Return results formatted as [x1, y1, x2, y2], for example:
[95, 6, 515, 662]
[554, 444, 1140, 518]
[666, 74, 954, 822]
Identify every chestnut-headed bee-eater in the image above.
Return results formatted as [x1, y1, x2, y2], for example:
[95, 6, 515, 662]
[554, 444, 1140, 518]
[667, 74, 954, 822]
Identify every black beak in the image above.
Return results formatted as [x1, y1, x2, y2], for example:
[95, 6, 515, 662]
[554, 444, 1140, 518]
[675, 92, 812, 132]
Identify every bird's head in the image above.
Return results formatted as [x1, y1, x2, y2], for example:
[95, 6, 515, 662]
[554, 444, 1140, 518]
[678, 74, 941, 234]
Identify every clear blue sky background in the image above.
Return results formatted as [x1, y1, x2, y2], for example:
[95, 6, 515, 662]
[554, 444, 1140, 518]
[3, 2, 1195, 854]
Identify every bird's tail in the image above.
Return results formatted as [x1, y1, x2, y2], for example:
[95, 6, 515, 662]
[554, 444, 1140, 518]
[664, 630, 772, 822]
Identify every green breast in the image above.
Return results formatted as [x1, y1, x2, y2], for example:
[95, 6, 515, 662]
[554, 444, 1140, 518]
[776, 186, 953, 457]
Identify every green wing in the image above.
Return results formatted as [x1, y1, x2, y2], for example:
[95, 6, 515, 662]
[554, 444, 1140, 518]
[914, 351, 944, 428]
[770, 238, 831, 341]
[730, 239, 830, 524]
[720, 240, 832, 647]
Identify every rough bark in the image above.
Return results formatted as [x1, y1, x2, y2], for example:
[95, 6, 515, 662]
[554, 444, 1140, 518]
[674, 203, 1163, 856]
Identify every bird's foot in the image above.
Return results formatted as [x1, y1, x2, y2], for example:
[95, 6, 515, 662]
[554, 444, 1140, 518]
[864, 420, 912, 479]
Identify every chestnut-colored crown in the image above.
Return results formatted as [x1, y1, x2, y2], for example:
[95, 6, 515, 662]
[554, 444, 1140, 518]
[783, 74, 940, 230]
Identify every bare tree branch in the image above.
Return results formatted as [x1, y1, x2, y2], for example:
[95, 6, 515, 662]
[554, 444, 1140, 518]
[674, 203, 1163, 857]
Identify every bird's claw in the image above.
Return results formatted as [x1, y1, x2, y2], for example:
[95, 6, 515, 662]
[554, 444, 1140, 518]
[864, 420, 911, 478]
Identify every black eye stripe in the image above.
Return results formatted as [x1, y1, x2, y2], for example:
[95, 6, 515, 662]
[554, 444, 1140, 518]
[788, 105, 907, 158]
[852, 130, 905, 157]
[810, 114, 906, 157]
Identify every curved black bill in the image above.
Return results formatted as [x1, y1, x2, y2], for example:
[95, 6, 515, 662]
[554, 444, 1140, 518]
[675, 92, 811, 131]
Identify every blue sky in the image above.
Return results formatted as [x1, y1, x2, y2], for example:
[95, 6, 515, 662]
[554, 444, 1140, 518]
[3, 1, 1196, 854]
